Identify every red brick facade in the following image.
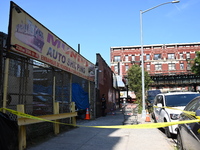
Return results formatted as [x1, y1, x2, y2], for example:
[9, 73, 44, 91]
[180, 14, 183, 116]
[110, 43, 200, 92]
[110, 43, 200, 77]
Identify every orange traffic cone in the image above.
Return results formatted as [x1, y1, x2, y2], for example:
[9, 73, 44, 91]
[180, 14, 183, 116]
[145, 111, 151, 122]
[84, 108, 90, 120]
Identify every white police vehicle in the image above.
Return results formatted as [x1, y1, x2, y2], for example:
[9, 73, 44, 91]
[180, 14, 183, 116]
[152, 92, 200, 138]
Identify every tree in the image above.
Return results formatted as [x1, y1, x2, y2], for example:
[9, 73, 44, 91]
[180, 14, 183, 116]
[191, 51, 200, 74]
[127, 64, 153, 112]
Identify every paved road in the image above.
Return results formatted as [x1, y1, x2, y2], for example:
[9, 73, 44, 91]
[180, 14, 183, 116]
[27, 109, 176, 150]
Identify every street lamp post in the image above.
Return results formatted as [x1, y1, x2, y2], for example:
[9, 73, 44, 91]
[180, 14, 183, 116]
[140, 1, 180, 119]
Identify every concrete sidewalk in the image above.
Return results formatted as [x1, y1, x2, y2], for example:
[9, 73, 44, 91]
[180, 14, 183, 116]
[27, 109, 175, 150]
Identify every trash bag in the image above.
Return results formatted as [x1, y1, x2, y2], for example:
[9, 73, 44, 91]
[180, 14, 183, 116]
[0, 112, 18, 150]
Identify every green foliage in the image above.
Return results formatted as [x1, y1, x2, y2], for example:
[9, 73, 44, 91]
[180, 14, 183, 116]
[127, 64, 142, 93]
[127, 64, 153, 113]
[191, 51, 200, 75]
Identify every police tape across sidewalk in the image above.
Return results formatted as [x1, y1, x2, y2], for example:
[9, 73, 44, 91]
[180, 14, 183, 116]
[154, 106, 196, 116]
[0, 107, 199, 129]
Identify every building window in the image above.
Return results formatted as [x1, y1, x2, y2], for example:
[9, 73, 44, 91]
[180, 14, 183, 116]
[187, 63, 191, 70]
[168, 53, 175, 59]
[146, 54, 150, 60]
[125, 55, 128, 62]
[113, 48, 121, 51]
[180, 63, 184, 70]
[140, 55, 142, 61]
[153, 46, 162, 49]
[169, 63, 175, 70]
[180, 53, 183, 59]
[114, 56, 121, 62]
[125, 65, 129, 71]
[155, 64, 162, 70]
[132, 55, 135, 61]
[154, 54, 161, 60]
[114, 65, 118, 72]
[186, 52, 190, 59]
[147, 64, 150, 70]
[167, 46, 175, 48]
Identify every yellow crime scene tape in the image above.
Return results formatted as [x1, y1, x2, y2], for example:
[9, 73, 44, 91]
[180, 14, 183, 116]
[154, 106, 196, 116]
[0, 107, 199, 129]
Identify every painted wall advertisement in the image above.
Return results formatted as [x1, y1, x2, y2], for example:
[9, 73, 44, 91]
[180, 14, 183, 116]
[9, 2, 95, 81]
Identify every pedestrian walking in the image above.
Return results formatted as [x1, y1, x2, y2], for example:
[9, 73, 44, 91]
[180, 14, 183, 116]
[101, 94, 107, 116]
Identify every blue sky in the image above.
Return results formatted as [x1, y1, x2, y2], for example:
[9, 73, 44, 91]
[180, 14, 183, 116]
[1, 0, 199, 65]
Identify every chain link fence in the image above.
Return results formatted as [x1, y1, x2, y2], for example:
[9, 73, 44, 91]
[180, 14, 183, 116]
[0, 50, 95, 146]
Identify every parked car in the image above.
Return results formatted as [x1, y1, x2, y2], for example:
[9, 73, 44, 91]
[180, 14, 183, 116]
[147, 90, 161, 105]
[152, 92, 200, 138]
[33, 93, 52, 115]
[176, 96, 200, 150]
[147, 90, 161, 113]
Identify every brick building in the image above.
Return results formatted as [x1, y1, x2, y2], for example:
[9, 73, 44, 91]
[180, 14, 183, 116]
[110, 42, 200, 92]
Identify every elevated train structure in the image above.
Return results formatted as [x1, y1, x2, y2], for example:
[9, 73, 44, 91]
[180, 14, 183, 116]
[150, 72, 200, 92]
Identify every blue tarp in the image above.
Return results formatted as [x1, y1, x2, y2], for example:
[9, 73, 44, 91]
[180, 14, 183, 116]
[33, 85, 68, 101]
[34, 83, 89, 109]
[72, 83, 89, 110]
[33, 84, 52, 95]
